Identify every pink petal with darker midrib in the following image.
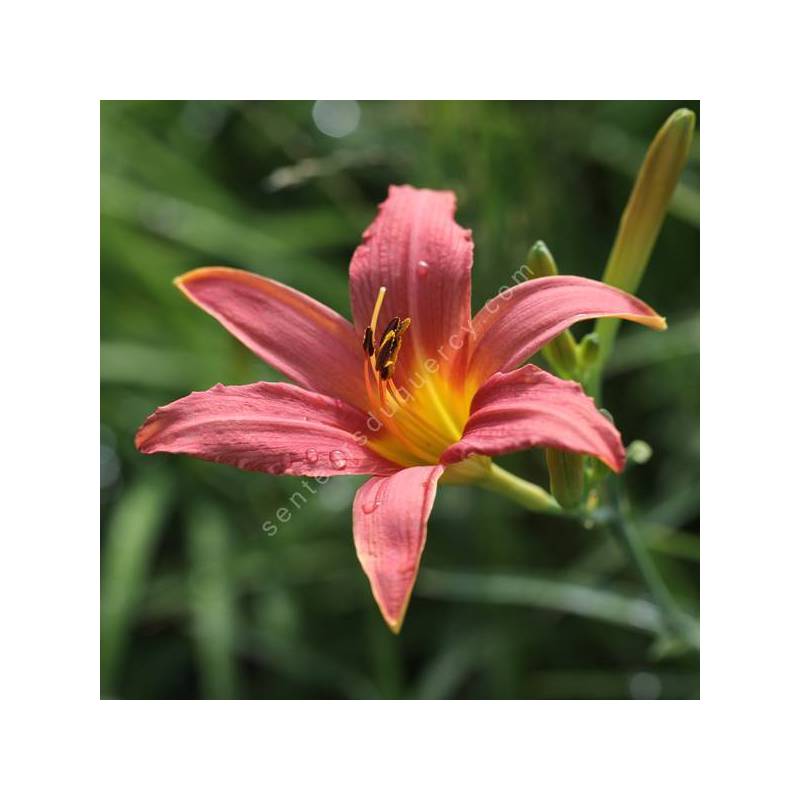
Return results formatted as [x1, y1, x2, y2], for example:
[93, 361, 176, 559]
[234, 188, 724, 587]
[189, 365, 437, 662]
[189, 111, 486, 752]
[468, 275, 666, 385]
[349, 185, 474, 385]
[353, 465, 444, 632]
[136, 381, 397, 476]
[441, 365, 626, 472]
[176, 267, 366, 411]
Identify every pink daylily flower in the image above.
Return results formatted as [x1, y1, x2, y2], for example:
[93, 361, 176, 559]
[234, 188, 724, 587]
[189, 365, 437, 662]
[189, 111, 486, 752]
[136, 185, 666, 632]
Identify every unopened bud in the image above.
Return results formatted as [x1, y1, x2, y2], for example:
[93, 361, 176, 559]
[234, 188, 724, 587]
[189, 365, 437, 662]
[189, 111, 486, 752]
[526, 241, 559, 278]
[579, 332, 600, 368]
[627, 439, 653, 465]
[545, 449, 585, 510]
[595, 108, 695, 363]
[527, 242, 579, 377]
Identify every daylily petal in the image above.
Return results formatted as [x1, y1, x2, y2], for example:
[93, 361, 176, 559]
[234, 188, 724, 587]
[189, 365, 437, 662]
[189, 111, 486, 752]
[353, 465, 444, 632]
[176, 267, 365, 410]
[467, 276, 666, 385]
[349, 185, 473, 385]
[136, 382, 396, 476]
[441, 365, 625, 472]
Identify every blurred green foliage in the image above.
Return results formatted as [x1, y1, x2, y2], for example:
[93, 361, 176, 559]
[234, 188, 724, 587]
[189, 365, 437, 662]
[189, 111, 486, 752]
[101, 100, 699, 699]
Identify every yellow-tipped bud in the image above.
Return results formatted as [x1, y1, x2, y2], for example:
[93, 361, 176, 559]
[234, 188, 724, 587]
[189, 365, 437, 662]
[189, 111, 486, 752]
[527, 242, 579, 377]
[595, 109, 695, 362]
[545, 448, 585, 510]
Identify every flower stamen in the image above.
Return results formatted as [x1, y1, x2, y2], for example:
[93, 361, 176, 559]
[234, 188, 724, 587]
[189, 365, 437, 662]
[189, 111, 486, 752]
[375, 317, 410, 380]
[360, 288, 448, 463]
[362, 326, 374, 356]
[369, 286, 387, 341]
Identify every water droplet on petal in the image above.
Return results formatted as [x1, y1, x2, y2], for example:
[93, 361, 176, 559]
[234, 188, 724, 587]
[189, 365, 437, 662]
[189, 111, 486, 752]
[305, 448, 319, 464]
[416, 260, 429, 278]
[330, 450, 347, 470]
[361, 499, 381, 515]
[267, 453, 292, 474]
[361, 480, 387, 514]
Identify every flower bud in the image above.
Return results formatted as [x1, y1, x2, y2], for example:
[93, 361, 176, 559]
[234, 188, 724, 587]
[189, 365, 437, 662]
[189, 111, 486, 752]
[627, 439, 653, 465]
[545, 448, 584, 510]
[527, 242, 579, 377]
[579, 332, 600, 369]
[595, 109, 695, 362]
[526, 241, 559, 278]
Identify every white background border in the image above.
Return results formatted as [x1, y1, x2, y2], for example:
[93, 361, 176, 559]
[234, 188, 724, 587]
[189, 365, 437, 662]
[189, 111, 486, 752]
[4, 0, 798, 796]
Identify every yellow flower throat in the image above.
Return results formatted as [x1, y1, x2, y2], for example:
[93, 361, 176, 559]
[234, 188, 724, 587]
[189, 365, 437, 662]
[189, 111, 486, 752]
[360, 287, 471, 467]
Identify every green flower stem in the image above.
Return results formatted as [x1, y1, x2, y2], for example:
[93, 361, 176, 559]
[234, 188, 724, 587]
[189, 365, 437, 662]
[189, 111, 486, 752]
[479, 463, 562, 513]
[478, 462, 697, 651]
[604, 476, 695, 647]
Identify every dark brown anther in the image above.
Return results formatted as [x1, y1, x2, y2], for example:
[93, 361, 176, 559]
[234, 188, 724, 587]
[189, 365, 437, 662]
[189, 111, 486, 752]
[362, 326, 374, 356]
[373, 316, 411, 381]
[380, 316, 401, 342]
[375, 330, 398, 373]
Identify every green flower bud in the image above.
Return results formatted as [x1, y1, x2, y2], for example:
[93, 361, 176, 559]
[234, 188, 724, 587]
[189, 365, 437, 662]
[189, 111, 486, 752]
[627, 439, 653, 465]
[545, 448, 585, 510]
[526, 241, 559, 278]
[527, 242, 579, 377]
[579, 332, 600, 369]
[595, 108, 695, 364]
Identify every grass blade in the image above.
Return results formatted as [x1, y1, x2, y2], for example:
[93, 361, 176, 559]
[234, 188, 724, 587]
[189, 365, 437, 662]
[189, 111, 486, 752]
[187, 503, 240, 698]
[417, 568, 698, 646]
[101, 470, 173, 696]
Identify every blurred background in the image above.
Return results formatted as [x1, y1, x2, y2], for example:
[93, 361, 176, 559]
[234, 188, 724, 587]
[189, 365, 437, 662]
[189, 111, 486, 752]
[101, 100, 699, 699]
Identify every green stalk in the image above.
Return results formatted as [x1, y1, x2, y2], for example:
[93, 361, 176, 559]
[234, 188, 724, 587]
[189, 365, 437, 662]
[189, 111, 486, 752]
[477, 462, 697, 652]
[479, 462, 561, 513]
[604, 476, 696, 648]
